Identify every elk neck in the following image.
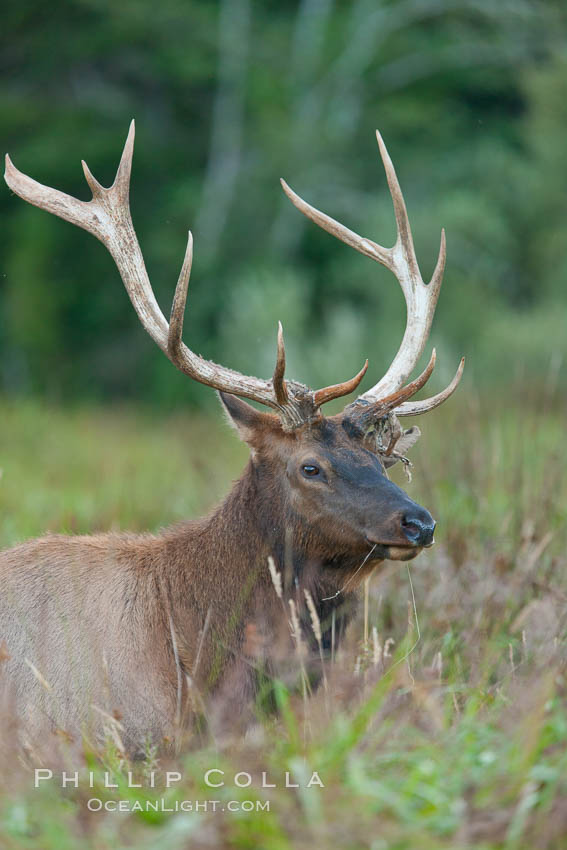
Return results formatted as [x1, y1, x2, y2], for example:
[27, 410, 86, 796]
[157, 456, 378, 667]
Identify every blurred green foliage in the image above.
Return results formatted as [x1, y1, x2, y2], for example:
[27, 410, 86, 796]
[2, 0, 567, 409]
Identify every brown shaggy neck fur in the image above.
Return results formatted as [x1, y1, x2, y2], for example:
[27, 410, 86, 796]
[158, 458, 371, 691]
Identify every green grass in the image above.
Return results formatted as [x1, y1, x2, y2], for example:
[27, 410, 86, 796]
[1, 391, 567, 849]
[0, 399, 247, 543]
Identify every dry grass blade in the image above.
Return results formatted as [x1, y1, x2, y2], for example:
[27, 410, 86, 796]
[304, 588, 328, 695]
[268, 555, 283, 599]
[24, 658, 52, 692]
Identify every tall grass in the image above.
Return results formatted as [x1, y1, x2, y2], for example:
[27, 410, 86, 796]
[0, 388, 566, 849]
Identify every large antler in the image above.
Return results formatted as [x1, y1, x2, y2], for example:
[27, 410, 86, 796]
[4, 121, 367, 431]
[281, 131, 464, 419]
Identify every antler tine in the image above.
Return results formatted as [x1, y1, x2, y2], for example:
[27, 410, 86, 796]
[271, 322, 369, 410]
[168, 230, 193, 365]
[313, 360, 368, 407]
[374, 130, 420, 282]
[81, 159, 104, 198]
[280, 178, 392, 268]
[375, 348, 436, 412]
[395, 357, 465, 417]
[351, 350, 437, 430]
[272, 321, 289, 406]
[114, 119, 135, 199]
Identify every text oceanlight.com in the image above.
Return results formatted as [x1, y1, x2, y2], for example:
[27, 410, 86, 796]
[87, 799, 271, 813]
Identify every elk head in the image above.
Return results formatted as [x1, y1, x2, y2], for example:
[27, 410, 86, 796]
[4, 123, 463, 565]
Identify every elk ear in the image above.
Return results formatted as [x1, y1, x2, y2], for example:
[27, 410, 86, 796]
[382, 426, 421, 468]
[219, 391, 274, 446]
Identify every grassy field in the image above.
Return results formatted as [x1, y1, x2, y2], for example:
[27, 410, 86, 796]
[0, 389, 566, 849]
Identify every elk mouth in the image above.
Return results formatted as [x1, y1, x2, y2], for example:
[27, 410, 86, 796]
[365, 538, 434, 562]
[384, 545, 422, 561]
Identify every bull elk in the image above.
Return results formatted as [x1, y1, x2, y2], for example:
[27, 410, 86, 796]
[1, 124, 463, 754]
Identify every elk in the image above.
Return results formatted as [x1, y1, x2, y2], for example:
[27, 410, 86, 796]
[1, 124, 463, 754]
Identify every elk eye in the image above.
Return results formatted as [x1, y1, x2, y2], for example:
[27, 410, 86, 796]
[301, 464, 320, 478]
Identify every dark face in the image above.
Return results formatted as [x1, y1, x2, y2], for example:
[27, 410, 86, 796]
[221, 394, 435, 563]
[282, 417, 435, 562]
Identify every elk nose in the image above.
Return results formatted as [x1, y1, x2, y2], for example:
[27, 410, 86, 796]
[401, 508, 436, 547]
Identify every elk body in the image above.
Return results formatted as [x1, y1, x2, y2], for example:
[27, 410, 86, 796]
[1, 125, 463, 754]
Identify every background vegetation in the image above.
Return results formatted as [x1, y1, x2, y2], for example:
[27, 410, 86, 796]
[2, 1, 567, 848]
[2, 0, 567, 408]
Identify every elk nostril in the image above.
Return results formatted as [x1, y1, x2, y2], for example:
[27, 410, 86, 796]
[401, 516, 421, 543]
[401, 514, 436, 546]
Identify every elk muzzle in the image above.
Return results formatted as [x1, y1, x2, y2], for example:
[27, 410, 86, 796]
[364, 487, 436, 561]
